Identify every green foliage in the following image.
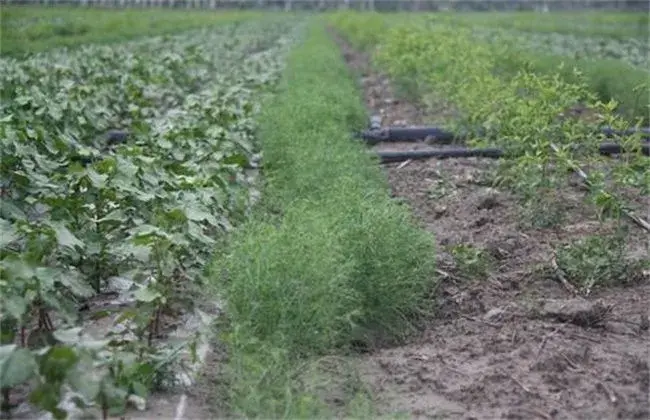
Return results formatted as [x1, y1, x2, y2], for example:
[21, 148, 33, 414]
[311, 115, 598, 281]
[331, 12, 648, 302]
[0, 18, 300, 418]
[328, 11, 648, 124]
[555, 230, 647, 293]
[450, 244, 494, 280]
[442, 11, 649, 40]
[0, 6, 263, 56]
[332, 14, 648, 231]
[468, 27, 648, 69]
[447, 23, 649, 123]
[325, 11, 391, 50]
[212, 22, 436, 418]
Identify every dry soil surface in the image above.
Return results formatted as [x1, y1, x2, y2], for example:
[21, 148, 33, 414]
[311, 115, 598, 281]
[334, 32, 650, 420]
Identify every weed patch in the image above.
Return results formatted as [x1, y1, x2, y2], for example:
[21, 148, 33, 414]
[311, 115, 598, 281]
[450, 244, 495, 280]
[555, 230, 647, 293]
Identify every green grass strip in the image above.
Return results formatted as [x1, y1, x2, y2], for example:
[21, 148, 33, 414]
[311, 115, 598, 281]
[210, 21, 437, 418]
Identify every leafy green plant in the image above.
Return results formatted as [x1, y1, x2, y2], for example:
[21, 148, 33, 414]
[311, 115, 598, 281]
[0, 17, 302, 418]
[555, 231, 646, 293]
[450, 244, 494, 280]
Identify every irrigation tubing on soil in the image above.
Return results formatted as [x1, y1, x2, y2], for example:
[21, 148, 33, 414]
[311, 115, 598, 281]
[358, 125, 650, 144]
[374, 143, 650, 164]
[376, 148, 504, 163]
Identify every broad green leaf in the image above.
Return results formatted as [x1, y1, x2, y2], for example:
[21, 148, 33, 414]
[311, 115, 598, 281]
[126, 244, 151, 263]
[3, 295, 28, 320]
[185, 207, 214, 223]
[67, 357, 104, 402]
[52, 328, 83, 345]
[0, 200, 27, 220]
[1, 255, 36, 281]
[133, 287, 162, 303]
[0, 345, 38, 387]
[223, 153, 249, 167]
[55, 269, 95, 298]
[29, 382, 68, 420]
[40, 345, 79, 382]
[97, 209, 127, 223]
[86, 169, 108, 189]
[0, 218, 19, 249]
[49, 222, 84, 250]
[131, 381, 148, 398]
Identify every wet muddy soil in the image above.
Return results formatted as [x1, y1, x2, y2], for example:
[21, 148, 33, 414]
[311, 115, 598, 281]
[334, 32, 649, 420]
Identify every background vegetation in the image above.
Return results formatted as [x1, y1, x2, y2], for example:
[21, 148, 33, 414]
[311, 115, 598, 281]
[1, 6, 262, 56]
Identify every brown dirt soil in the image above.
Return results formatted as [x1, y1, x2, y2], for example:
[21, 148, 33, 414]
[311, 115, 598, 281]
[334, 33, 650, 420]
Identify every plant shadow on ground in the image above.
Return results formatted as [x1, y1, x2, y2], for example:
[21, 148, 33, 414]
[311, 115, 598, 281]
[332, 29, 649, 420]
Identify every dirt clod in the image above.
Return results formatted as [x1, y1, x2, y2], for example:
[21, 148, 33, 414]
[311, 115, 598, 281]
[476, 187, 500, 210]
[538, 298, 612, 327]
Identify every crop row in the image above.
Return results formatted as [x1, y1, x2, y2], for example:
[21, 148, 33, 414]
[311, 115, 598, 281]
[333, 12, 648, 124]
[442, 11, 649, 40]
[0, 18, 302, 419]
[329, 13, 648, 254]
[438, 19, 650, 124]
[0, 6, 265, 56]
[466, 26, 649, 70]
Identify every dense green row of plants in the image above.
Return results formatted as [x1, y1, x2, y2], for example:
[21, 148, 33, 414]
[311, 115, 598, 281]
[443, 20, 650, 123]
[0, 6, 264, 56]
[329, 11, 648, 124]
[210, 22, 436, 418]
[329, 13, 649, 292]
[500, 50, 649, 125]
[441, 11, 649, 40]
[0, 18, 301, 419]
[469, 27, 648, 69]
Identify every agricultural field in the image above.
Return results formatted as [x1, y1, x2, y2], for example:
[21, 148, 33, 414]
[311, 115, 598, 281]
[0, 9, 307, 419]
[328, 10, 649, 420]
[1, 6, 649, 420]
[469, 27, 648, 69]
[436, 12, 650, 124]
[445, 11, 649, 39]
[0, 6, 264, 56]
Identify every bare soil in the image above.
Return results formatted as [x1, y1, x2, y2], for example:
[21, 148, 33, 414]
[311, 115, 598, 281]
[334, 33, 650, 420]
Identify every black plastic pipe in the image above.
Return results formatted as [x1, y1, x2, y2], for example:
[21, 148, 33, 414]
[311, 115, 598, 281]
[359, 125, 650, 144]
[601, 126, 650, 138]
[360, 126, 460, 144]
[599, 142, 650, 156]
[375, 143, 650, 164]
[376, 148, 504, 163]
[105, 129, 129, 146]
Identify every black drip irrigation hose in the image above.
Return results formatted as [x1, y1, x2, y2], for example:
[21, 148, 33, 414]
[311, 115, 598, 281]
[377, 148, 504, 163]
[375, 143, 650, 164]
[360, 126, 461, 144]
[599, 143, 650, 156]
[357, 125, 650, 144]
[601, 126, 650, 138]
